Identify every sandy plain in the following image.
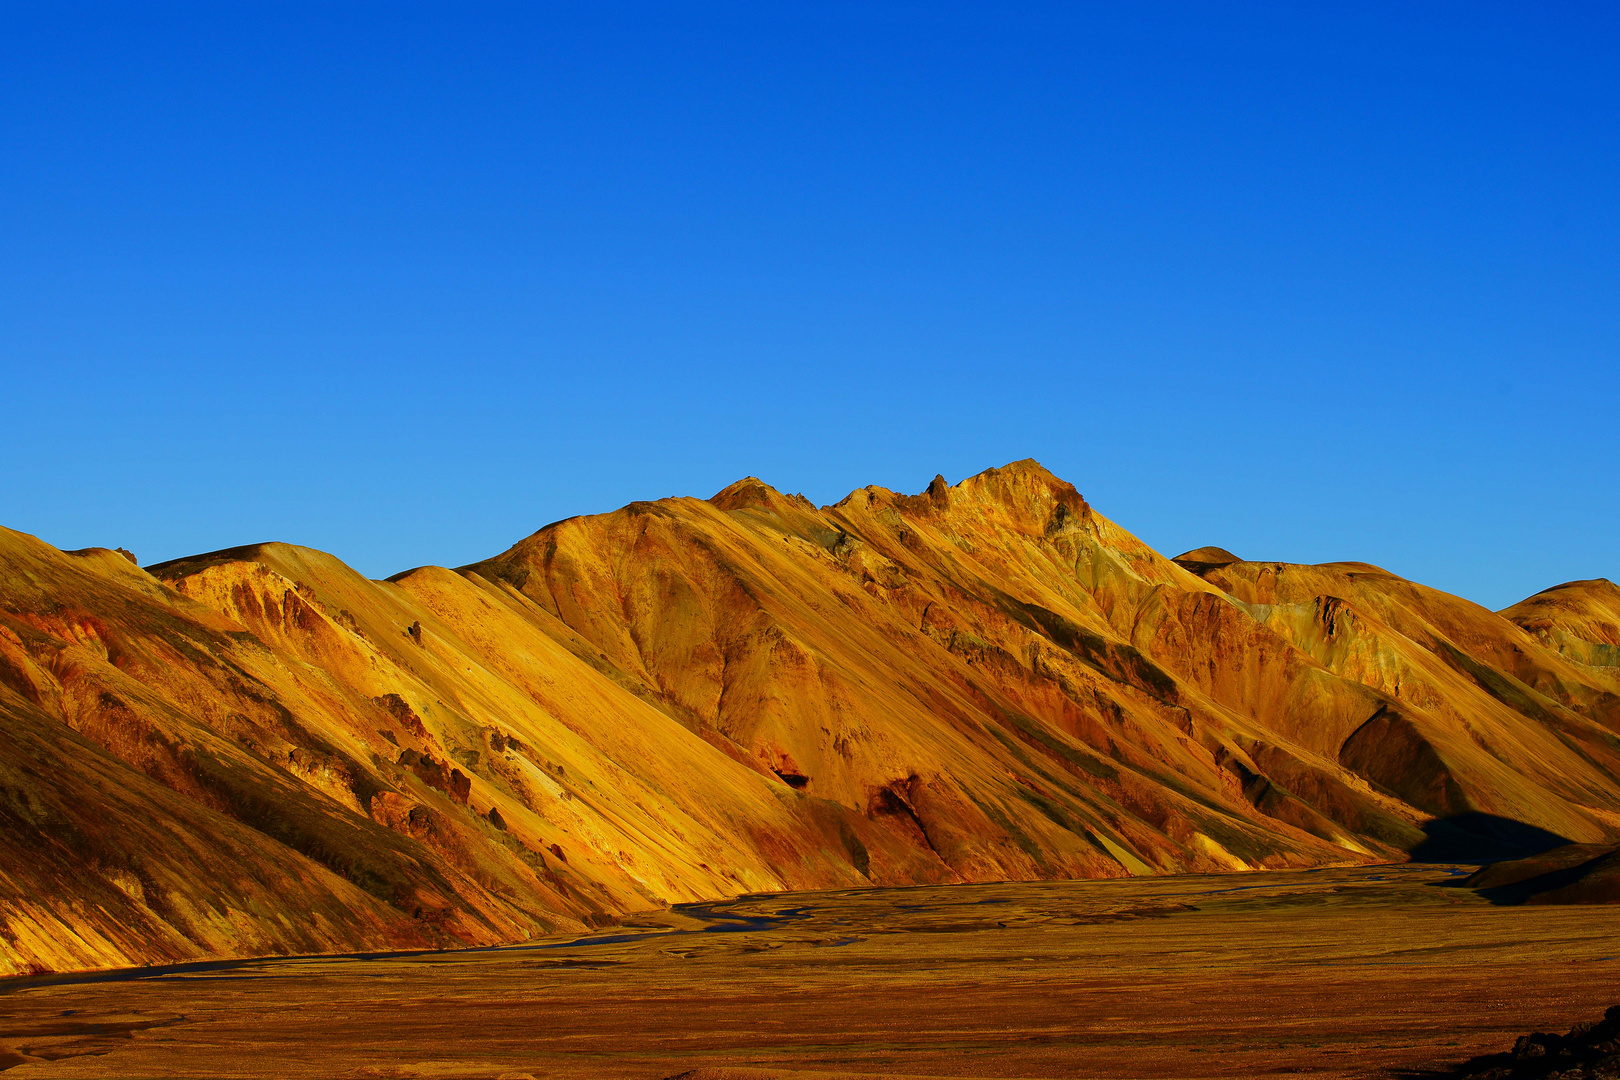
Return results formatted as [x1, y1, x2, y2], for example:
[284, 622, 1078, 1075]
[1, 865, 1615, 1080]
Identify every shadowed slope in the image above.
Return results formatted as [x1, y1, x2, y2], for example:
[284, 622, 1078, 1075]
[1465, 841, 1620, 904]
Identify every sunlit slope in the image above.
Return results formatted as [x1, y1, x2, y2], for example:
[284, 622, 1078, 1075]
[0, 676, 436, 976]
[3, 459, 1618, 974]
[151, 546, 887, 900]
[1501, 578, 1620, 669]
[0, 533, 851, 975]
[0, 531, 489, 974]
[470, 460, 1619, 876]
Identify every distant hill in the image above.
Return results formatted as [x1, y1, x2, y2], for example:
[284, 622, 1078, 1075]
[1501, 577, 1620, 668]
[3, 460, 1619, 974]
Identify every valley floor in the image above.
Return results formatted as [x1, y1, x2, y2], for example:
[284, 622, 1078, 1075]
[1, 865, 1614, 1079]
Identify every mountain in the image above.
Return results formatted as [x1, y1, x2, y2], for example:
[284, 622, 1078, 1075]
[2, 460, 1618, 974]
[1501, 578, 1620, 668]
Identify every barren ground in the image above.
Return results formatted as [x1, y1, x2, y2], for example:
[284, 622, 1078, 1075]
[2, 865, 1616, 1079]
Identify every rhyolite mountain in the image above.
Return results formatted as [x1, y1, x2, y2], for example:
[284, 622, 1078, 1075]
[3, 461, 1619, 975]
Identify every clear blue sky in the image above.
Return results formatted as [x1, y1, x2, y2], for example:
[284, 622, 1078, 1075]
[3, 3, 1615, 609]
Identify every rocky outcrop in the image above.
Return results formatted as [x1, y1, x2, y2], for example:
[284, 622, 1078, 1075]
[1448, 1006, 1620, 1078]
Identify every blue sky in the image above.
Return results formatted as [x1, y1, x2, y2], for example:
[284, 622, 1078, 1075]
[3, 3, 1615, 609]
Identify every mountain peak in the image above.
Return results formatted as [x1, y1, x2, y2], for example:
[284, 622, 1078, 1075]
[949, 459, 1089, 532]
[146, 541, 302, 578]
[1502, 578, 1620, 649]
[709, 477, 811, 515]
[1173, 546, 1243, 568]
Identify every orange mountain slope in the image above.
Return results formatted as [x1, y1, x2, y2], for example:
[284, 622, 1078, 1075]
[2, 460, 1618, 974]
[1501, 577, 1620, 668]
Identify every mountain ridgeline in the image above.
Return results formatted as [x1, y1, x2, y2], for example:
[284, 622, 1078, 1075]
[2, 461, 1619, 974]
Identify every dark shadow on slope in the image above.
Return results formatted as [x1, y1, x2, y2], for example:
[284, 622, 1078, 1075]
[1475, 856, 1607, 906]
[1465, 844, 1620, 906]
[1408, 812, 1573, 864]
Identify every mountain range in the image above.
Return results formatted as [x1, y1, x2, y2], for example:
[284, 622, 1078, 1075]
[3, 460, 1618, 975]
